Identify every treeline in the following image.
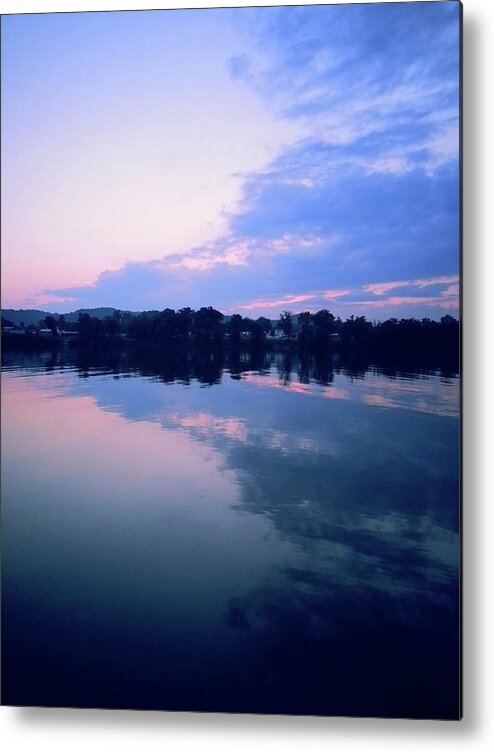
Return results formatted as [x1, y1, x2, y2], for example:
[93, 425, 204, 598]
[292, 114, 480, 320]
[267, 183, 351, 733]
[294, 310, 459, 360]
[5, 306, 459, 365]
[38, 307, 271, 345]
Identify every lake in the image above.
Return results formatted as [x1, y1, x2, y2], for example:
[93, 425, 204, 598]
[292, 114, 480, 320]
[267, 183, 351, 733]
[1, 347, 460, 718]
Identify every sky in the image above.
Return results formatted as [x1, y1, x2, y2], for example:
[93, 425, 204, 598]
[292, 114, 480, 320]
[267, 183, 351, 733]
[1, 1, 460, 319]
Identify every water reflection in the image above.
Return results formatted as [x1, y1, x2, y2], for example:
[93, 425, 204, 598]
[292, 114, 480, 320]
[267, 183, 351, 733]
[2, 346, 459, 418]
[1, 348, 460, 718]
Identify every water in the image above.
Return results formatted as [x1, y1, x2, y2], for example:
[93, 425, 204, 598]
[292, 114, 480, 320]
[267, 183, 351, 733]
[1, 348, 460, 718]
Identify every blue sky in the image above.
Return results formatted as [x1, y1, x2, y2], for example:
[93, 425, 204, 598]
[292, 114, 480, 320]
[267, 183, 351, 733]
[1, 2, 460, 319]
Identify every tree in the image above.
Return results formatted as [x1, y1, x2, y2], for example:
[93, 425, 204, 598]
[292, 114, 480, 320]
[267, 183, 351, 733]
[44, 315, 58, 336]
[298, 311, 314, 346]
[440, 315, 457, 327]
[314, 309, 335, 331]
[249, 318, 267, 344]
[227, 314, 244, 345]
[312, 309, 335, 348]
[77, 312, 103, 342]
[256, 317, 272, 336]
[278, 310, 293, 338]
[103, 313, 121, 340]
[156, 308, 177, 342]
[193, 307, 224, 342]
[176, 308, 193, 339]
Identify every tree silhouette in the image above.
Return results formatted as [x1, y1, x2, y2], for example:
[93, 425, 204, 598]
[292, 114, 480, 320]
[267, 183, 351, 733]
[193, 307, 224, 342]
[44, 315, 58, 336]
[279, 310, 293, 338]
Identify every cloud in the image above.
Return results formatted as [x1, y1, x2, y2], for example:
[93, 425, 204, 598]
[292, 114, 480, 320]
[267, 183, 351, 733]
[232, 276, 459, 318]
[169, 242, 250, 272]
[236, 293, 315, 312]
[323, 289, 351, 300]
[41, 149, 460, 317]
[236, 2, 459, 170]
[364, 276, 459, 297]
[42, 269, 458, 322]
[228, 143, 459, 290]
[37, 3, 460, 321]
[344, 295, 458, 312]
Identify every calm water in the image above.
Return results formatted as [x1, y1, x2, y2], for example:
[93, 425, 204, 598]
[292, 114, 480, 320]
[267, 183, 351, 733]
[1, 349, 460, 718]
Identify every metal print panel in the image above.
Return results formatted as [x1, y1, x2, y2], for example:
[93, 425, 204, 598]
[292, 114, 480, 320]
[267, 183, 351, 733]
[1, 1, 461, 719]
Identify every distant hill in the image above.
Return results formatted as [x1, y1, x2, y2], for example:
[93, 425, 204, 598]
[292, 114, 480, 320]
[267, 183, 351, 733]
[1, 309, 50, 327]
[2, 306, 285, 328]
[63, 308, 118, 323]
[2, 307, 118, 326]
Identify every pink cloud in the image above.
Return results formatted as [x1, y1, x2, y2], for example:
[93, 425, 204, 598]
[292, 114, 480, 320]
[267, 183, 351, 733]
[343, 295, 457, 310]
[364, 280, 409, 296]
[237, 293, 315, 311]
[414, 275, 459, 289]
[235, 286, 351, 313]
[364, 275, 458, 296]
[27, 293, 78, 307]
[171, 242, 250, 272]
[169, 232, 329, 276]
[440, 283, 460, 298]
[323, 288, 351, 299]
[264, 234, 324, 253]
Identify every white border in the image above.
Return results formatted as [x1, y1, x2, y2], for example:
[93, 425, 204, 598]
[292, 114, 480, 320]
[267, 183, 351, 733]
[1, 1, 493, 750]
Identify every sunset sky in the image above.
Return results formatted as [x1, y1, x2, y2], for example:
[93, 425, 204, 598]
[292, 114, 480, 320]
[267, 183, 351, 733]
[1, 2, 460, 319]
